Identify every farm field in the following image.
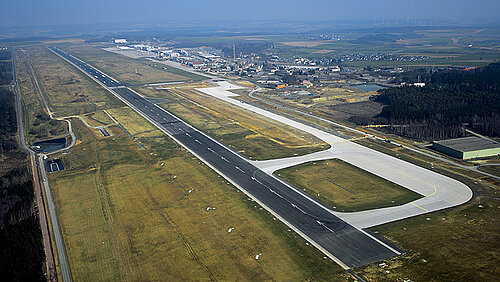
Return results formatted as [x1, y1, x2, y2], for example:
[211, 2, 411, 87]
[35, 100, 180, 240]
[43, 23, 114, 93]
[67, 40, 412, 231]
[171, 27, 500, 67]
[276, 159, 422, 212]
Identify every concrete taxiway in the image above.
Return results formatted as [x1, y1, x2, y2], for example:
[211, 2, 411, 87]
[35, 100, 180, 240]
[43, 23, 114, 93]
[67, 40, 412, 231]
[195, 82, 473, 229]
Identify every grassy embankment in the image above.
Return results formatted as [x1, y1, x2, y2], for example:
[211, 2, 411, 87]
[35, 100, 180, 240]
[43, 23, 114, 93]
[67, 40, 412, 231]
[57, 44, 204, 85]
[276, 159, 422, 212]
[134, 86, 330, 160]
[48, 109, 348, 281]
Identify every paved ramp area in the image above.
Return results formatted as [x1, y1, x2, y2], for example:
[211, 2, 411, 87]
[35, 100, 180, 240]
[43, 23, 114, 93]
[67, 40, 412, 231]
[196, 82, 473, 229]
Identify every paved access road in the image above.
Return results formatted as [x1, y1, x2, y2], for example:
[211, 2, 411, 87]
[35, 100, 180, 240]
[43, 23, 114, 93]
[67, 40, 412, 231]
[48, 46, 399, 269]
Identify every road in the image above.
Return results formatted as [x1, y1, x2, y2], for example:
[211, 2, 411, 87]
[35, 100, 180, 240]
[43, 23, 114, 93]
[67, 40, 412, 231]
[48, 45, 400, 269]
[37, 154, 72, 282]
[11, 49, 62, 281]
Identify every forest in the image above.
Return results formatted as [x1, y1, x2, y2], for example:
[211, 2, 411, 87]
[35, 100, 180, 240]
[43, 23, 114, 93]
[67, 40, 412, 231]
[0, 49, 13, 85]
[0, 50, 46, 281]
[373, 62, 500, 140]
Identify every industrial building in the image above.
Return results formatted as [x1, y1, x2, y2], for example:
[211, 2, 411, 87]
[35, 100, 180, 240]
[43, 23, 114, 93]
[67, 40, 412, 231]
[113, 39, 127, 44]
[433, 136, 500, 159]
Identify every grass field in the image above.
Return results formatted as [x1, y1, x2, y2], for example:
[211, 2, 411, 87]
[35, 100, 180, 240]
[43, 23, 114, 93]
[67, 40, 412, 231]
[27, 46, 123, 117]
[57, 44, 200, 85]
[134, 86, 330, 160]
[81, 110, 115, 127]
[361, 195, 499, 281]
[276, 159, 422, 212]
[477, 165, 500, 177]
[15, 49, 68, 144]
[48, 115, 348, 281]
[106, 106, 157, 136]
[343, 137, 500, 280]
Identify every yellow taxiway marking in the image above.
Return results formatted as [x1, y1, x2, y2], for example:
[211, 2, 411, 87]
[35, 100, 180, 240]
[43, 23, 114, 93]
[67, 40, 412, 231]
[411, 202, 429, 212]
[359, 156, 438, 197]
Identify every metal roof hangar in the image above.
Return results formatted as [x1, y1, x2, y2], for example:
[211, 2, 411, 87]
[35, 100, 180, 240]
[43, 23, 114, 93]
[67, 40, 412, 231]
[433, 136, 500, 160]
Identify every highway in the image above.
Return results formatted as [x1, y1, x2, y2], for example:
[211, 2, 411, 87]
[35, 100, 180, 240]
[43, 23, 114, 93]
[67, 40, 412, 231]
[48, 45, 399, 269]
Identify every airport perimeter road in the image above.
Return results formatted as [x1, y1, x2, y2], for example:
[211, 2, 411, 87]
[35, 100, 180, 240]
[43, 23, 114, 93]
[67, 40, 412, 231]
[48, 45, 399, 269]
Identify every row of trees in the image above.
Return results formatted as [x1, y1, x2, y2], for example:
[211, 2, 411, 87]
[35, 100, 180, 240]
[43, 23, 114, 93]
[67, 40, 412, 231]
[373, 62, 500, 140]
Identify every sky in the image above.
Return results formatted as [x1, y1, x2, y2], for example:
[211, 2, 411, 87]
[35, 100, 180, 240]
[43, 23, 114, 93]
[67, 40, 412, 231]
[2, 0, 499, 27]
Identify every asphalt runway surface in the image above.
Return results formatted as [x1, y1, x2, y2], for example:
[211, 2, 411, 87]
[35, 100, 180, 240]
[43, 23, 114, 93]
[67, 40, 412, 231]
[48, 46, 398, 269]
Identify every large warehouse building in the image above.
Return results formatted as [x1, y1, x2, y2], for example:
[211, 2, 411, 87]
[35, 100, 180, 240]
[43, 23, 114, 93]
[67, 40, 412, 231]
[433, 136, 500, 160]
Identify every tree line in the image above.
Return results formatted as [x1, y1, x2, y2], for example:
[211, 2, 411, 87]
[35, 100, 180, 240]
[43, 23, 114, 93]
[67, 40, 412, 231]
[372, 62, 500, 140]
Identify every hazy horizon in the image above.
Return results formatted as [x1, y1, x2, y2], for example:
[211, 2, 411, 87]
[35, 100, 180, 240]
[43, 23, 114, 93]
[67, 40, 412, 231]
[3, 0, 500, 28]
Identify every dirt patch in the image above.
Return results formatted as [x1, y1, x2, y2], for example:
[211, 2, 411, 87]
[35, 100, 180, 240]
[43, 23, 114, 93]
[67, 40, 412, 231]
[323, 101, 384, 122]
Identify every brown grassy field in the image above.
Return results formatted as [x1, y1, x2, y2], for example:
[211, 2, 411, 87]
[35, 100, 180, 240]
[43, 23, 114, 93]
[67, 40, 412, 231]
[81, 110, 115, 127]
[15, 49, 68, 144]
[360, 195, 499, 281]
[48, 115, 347, 281]
[57, 44, 200, 85]
[276, 159, 422, 212]
[106, 106, 157, 136]
[134, 86, 330, 160]
[26, 46, 123, 117]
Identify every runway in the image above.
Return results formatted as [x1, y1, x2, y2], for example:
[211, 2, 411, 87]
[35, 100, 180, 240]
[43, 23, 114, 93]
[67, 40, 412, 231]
[48, 46, 399, 269]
